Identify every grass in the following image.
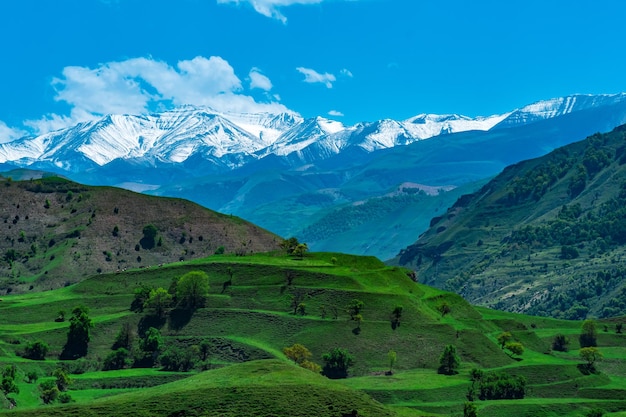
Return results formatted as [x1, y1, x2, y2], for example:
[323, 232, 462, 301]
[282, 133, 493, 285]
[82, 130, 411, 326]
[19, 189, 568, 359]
[0, 251, 625, 416]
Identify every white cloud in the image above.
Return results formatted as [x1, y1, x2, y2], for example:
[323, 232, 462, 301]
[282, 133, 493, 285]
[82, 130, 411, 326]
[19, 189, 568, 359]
[0, 121, 27, 143]
[340, 68, 353, 78]
[328, 110, 344, 117]
[27, 56, 291, 134]
[217, 0, 324, 23]
[296, 67, 336, 88]
[249, 67, 273, 91]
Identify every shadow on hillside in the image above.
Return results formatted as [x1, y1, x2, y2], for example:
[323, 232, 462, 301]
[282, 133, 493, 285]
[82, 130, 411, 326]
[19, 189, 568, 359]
[137, 315, 166, 336]
[139, 237, 155, 250]
[168, 308, 194, 331]
[577, 363, 597, 375]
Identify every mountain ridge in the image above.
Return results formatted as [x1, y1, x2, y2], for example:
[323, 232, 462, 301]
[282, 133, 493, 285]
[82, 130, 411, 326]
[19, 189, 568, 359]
[3, 94, 625, 173]
[390, 124, 626, 319]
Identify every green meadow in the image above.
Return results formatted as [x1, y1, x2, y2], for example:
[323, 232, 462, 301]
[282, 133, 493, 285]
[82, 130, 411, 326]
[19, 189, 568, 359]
[0, 252, 625, 416]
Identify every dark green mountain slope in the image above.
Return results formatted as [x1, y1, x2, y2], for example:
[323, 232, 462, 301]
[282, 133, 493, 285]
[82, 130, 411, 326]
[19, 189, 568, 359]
[0, 176, 281, 294]
[392, 125, 626, 319]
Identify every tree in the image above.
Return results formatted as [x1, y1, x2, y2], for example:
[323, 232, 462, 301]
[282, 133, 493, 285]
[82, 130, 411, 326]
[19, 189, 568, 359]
[322, 347, 354, 379]
[144, 287, 172, 317]
[438, 344, 460, 375]
[388, 350, 397, 373]
[283, 343, 313, 365]
[197, 340, 212, 362]
[135, 327, 163, 368]
[140, 224, 158, 249]
[26, 371, 39, 384]
[505, 342, 524, 357]
[175, 271, 209, 310]
[53, 368, 71, 392]
[61, 305, 93, 359]
[477, 372, 526, 400]
[1, 376, 18, 396]
[497, 332, 513, 350]
[22, 340, 49, 360]
[2, 365, 16, 380]
[347, 299, 364, 320]
[131, 285, 152, 312]
[141, 327, 163, 354]
[281, 237, 299, 254]
[284, 343, 322, 373]
[292, 243, 309, 259]
[39, 380, 59, 404]
[551, 333, 570, 352]
[159, 346, 196, 371]
[103, 348, 132, 370]
[463, 401, 478, 417]
[580, 320, 598, 348]
[580, 347, 602, 371]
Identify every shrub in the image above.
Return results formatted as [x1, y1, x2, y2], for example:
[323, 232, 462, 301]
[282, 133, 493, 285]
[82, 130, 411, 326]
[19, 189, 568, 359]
[58, 393, 73, 403]
[1, 376, 18, 395]
[159, 346, 196, 371]
[505, 342, 525, 357]
[103, 348, 132, 371]
[497, 332, 513, 349]
[22, 340, 49, 360]
[478, 372, 526, 400]
[580, 320, 598, 348]
[25, 371, 39, 383]
[53, 368, 71, 391]
[551, 333, 570, 352]
[39, 380, 59, 404]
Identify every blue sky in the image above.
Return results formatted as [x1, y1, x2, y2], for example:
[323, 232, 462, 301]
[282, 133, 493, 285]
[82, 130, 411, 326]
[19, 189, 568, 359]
[1, 0, 625, 142]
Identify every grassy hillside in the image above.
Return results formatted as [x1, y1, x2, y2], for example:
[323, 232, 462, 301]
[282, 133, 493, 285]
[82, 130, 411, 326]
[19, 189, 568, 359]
[0, 175, 281, 294]
[392, 124, 626, 319]
[0, 251, 625, 416]
[296, 183, 474, 260]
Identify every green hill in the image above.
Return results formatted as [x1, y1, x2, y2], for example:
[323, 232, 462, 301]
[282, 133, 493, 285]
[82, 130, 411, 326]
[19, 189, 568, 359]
[391, 124, 626, 319]
[0, 175, 281, 294]
[0, 251, 625, 416]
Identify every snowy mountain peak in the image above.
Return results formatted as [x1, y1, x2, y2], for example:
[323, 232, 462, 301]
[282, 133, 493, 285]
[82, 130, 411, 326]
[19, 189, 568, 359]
[495, 93, 626, 128]
[1, 93, 625, 173]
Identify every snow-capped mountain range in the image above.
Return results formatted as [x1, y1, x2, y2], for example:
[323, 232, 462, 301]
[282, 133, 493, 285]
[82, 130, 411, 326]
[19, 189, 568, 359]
[3, 93, 625, 173]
